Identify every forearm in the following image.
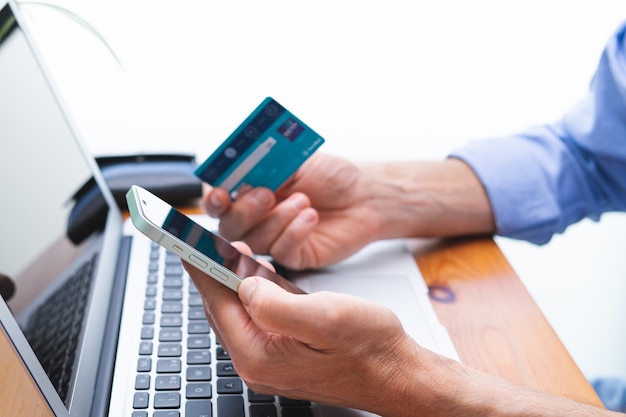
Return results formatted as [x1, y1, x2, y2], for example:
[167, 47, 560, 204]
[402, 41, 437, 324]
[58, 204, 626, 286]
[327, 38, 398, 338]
[375, 342, 616, 417]
[444, 367, 615, 417]
[356, 158, 496, 240]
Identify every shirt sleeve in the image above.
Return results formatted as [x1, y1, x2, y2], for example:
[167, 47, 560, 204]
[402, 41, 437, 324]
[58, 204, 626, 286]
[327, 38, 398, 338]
[449, 20, 626, 245]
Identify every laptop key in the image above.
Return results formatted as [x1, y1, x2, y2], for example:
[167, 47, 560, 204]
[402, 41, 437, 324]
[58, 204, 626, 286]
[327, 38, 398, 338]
[186, 382, 212, 399]
[135, 374, 150, 390]
[216, 361, 238, 377]
[185, 400, 213, 417]
[133, 392, 149, 409]
[281, 408, 314, 417]
[188, 321, 210, 334]
[162, 302, 182, 314]
[217, 396, 244, 417]
[217, 377, 243, 394]
[139, 341, 153, 355]
[143, 312, 156, 325]
[188, 308, 206, 320]
[187, 366, 211, 381]
[187, 350, 211, 365]
[146, 286, 158, 297]
[188, 336, 210, 349]
[164, 265, 184, 276]
[140, 326, 154, 340]
[163, 289, 183, 301]
[147, 273, 159, 284]
[153, 411, 180, 417]
[161, 314, 183, 327]
[137, 357, 152, 372]
[216, 347, 230, 360]
[160, 329, 183, 342]
[163, 277, 184, 288]
[248, 389, 275, 403]
[158, 343, 182, 357]
[155, 375, 181, 391]
[188, 294, 203, 307]
[157, 359, 182, 373]
[280, 398, 311, 407]
[154, 392, 181, 409]
[249, 404, 277, 417]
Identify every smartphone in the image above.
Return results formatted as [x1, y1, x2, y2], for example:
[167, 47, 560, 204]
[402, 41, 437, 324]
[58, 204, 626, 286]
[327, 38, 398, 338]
[125, 185, 305, 294]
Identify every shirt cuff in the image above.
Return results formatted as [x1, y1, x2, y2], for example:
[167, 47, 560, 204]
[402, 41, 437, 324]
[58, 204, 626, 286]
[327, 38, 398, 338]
[449, 133, 567, 245]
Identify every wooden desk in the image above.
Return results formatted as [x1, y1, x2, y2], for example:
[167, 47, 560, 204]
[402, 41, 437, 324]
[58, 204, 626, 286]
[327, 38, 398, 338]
[416, 236, 603, 407]
[0, 234, 603, 416]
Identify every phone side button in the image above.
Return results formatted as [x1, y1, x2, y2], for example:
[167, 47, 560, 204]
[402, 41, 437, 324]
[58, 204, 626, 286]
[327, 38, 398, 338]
[209, 267, 229, 282]
[188, 254, 208, 268]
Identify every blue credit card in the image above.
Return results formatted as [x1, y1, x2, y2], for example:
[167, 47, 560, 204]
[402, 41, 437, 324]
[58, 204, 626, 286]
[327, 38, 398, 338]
[195, 97, 325, 198]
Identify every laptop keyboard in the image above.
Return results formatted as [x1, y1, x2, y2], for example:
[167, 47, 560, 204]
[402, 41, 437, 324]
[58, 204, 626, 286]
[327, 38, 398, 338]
[23, 254, 98, 406]
[132, 242, 313, 417]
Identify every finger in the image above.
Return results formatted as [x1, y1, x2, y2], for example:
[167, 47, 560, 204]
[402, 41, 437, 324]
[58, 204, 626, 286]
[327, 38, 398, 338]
[202, 187, 232, 217]
[230, 240, 254, 256]
[229, 241, 276, 274]
[219, 188, 276, 240]
[242, 192, 312, 255]
[266, 207, 319, 270]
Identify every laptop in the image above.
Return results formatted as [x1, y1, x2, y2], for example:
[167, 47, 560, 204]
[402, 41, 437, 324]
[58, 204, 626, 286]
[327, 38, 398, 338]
[0, 1, 458, 416]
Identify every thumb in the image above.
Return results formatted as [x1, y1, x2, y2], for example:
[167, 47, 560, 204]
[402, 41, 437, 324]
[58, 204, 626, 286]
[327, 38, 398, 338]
[238, 276, 328, 345]
[238, 276, 388, 349]
[238, 276, 300, 331]
[238, 276, 262, 309]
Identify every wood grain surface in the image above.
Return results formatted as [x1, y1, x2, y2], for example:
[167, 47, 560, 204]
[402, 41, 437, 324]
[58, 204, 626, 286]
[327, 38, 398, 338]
[416, 235, 603, 407]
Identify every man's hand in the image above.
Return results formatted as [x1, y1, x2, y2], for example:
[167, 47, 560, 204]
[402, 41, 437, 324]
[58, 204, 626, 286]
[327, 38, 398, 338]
[201, 153, 496, 271]
[201, 153, 381, 270]
[184, 243, 424, 414]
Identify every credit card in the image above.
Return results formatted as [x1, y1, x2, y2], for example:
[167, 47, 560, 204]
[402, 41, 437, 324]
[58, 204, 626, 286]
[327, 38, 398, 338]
[195, 97, 325, 199]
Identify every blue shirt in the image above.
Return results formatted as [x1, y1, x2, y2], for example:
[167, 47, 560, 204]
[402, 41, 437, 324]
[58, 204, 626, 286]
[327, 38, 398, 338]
[450, 20, 626, 245]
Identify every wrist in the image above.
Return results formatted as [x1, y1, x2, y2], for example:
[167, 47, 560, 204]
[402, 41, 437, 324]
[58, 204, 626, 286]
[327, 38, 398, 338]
[365, 339, 482, 417]
[355, 159, 495, 240]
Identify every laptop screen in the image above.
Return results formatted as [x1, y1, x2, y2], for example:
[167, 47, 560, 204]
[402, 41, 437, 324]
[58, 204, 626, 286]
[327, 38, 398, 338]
[0, 2, 114, 412]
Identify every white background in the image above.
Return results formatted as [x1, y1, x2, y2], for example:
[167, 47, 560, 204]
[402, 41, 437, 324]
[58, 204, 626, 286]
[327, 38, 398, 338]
[14, 0, 626, 381]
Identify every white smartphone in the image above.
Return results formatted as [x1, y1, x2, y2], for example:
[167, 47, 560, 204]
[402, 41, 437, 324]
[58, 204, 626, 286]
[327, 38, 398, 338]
[125, 185, 305, 294]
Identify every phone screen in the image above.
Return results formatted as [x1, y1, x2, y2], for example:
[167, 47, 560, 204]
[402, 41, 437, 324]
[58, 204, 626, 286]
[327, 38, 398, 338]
[141, 193, 305, 294]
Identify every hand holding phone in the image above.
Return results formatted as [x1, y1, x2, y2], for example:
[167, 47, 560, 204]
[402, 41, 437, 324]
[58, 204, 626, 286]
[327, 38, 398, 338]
[126, 185, 305, 294]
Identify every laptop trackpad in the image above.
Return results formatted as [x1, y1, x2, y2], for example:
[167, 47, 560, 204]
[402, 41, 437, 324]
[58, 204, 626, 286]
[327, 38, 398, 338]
[290, 240, 444, 355]
[294, 272, 439, 351]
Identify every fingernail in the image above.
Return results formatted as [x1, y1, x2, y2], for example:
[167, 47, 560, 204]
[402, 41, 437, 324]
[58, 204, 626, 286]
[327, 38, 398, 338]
[209, 193, 222, 210]
[300, 208, 317, 224]
[251, 189, 272, 207]
[293, 194, 307, 210]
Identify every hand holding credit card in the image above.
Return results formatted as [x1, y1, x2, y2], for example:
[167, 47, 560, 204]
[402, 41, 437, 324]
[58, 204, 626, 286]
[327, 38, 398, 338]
[195, 97, 325, 198]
